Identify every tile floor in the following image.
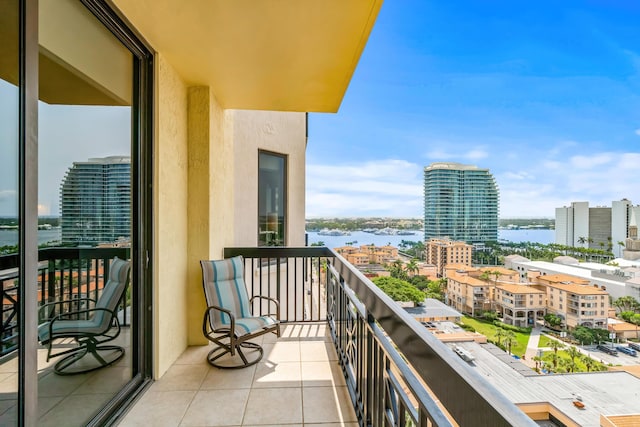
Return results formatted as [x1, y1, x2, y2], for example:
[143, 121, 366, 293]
[118, 323, 358, 427]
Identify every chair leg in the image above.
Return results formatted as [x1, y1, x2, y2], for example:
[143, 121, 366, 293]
[206, 341, 264, 369]
[53, 338, 125, 375]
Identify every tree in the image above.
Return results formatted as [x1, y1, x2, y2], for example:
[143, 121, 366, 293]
[613, 296, 640, 313]
[493, 328, 506, 346]
[533, 355, 542, 372]
[618, 241, 625, 257]
[387, 260, 408, 281]
[572, 326, 594, 345]
[543, 313, 562, 329]
[565, 346, 581, 371]
[577, 236, 587, 247]
[583, 355, 595, 372]
[404, 258, 419, 277]
[371, 276, 424, 306]
[548, 340, 565, 368]
[503, 330, 517, 355]
[630, 313, 640, 340]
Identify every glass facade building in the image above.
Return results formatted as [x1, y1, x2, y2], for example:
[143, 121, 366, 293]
[60, 156, 131, 245]
[424, 162, 499, 243]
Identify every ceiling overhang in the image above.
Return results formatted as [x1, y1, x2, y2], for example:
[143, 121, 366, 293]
[113, 0, 383, 112]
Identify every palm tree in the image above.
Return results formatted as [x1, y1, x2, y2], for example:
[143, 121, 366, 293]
[494, 328, 506, 346]
[405, 258, 419, 277]
[618, 241, 625, 257]
[548, 339, 565, 368]
[565, 346, 581, 371]
[533, 355, 543, 372]
[577, 236, 587, 247]
[583, 355, 595, 372]
[504, 330, 517, 355]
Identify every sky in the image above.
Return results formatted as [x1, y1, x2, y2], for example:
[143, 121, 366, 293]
[306, 0, 640, 219]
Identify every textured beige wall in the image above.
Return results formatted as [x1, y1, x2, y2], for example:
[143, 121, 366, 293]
[230, 110, 306, 247]
[154, 55, 189, 378]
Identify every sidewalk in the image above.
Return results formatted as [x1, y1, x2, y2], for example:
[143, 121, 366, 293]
[521, 326, 542, 368]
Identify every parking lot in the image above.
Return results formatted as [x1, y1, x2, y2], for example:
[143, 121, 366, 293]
[581, 343, 640, 366]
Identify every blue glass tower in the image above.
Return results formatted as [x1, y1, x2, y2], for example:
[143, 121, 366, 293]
[424, 162, 499, 243]
[60, 156, 131, 245]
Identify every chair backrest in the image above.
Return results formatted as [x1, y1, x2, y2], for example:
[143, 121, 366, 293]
[201, 256, 251, 330]
[94, 257, 131, 329]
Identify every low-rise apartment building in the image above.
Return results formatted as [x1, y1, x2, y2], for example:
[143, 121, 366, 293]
[494, 284, 546, 327]
[426, 238, 473, 277]
[446, 270, 494, 316]
[533, 274, 609, 329]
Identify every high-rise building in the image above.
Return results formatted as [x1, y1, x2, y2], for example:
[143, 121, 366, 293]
[60, 156, 131, 245]
[423, 162, 499, 243]
[555, 199, 640, 256]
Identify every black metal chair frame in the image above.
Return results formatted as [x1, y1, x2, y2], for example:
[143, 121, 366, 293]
[202, 296, 280, 369]
[38, 258, 130, 375]
[39, 300, 125, 375]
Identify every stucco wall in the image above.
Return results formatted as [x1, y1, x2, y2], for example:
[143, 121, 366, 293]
[155, 54, 189, 377]
[230, 110, 307, 247]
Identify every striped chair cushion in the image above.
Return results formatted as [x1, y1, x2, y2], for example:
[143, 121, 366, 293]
[37, 257, 130, 343]
[201, 256, 276, 337]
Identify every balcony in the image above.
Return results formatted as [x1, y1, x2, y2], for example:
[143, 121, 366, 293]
[121, 247, 534, 426]
[0, 247, 535, 426]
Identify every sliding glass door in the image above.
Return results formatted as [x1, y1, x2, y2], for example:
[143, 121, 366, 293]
[0, 0, 153, 425]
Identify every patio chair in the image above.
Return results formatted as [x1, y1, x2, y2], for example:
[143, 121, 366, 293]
[201, 256, 280, 368]
[38, 257, 131, 375]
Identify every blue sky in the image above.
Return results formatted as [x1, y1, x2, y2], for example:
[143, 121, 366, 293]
[306, 0, 640, 218]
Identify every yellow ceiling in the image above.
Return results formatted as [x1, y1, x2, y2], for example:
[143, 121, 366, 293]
[112, 0, 383, 112]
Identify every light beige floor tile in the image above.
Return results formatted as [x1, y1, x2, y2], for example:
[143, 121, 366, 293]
[200, 364, 257, 390]
[174, 344, 213, 365]
[0, 374, 17, 396]
[242, 425, 302, 427]
[38, 393, 113, 427]
[180, 389, 250, 426]
[253, 361, 301, 388]
[38, 371, 93, 397]
[305, 423, 359, 427]
[261, 341, 300, 363]
[0, 358, 18, 374]
[301, 361, 345, 387]
[118, 390, 195, 427]
[150, 364, 208, 392]
[71, 366, 131, 395]
[300, 341, 338, 362]
[302, 386, 357, 424]
[242, 387, 303, 425]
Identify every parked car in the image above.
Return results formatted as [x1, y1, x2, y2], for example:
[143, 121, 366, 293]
[596, 344, 618, 356]
[628, 342, 640, 352]
[616, 345, 638, 357]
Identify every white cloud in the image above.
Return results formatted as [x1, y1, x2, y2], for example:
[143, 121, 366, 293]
[635, 129, 640, 136]
[306, 159, 423, 217]
[306, 150, 640, 219]
[425, 145, 488, 162]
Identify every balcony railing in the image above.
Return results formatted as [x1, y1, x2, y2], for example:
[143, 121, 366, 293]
[225, 247, 536, 427]
[0, 247, 130, 357]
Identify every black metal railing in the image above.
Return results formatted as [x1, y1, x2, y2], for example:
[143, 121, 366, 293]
[225, 246, 537, 427]
[0, 247, 130, 357]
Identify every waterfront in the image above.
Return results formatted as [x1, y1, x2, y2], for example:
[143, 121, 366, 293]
[307, 229, 555, 248]
[0, 227, 555, 249]
[0, 228, 62, 246]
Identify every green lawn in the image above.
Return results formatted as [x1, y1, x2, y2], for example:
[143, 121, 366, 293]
[539, 350, 607, 373]
[460, 316, 531, 357]
[538, 334, 555, 348]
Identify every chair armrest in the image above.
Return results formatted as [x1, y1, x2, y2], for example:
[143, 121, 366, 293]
[249, 296, 280, 320]
[46, 307, 119, 340]
[202, 304, 236, 335]
[38, 298, 97, 320]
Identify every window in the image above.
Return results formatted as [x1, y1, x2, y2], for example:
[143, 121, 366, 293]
[258, 151, 286, 246]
